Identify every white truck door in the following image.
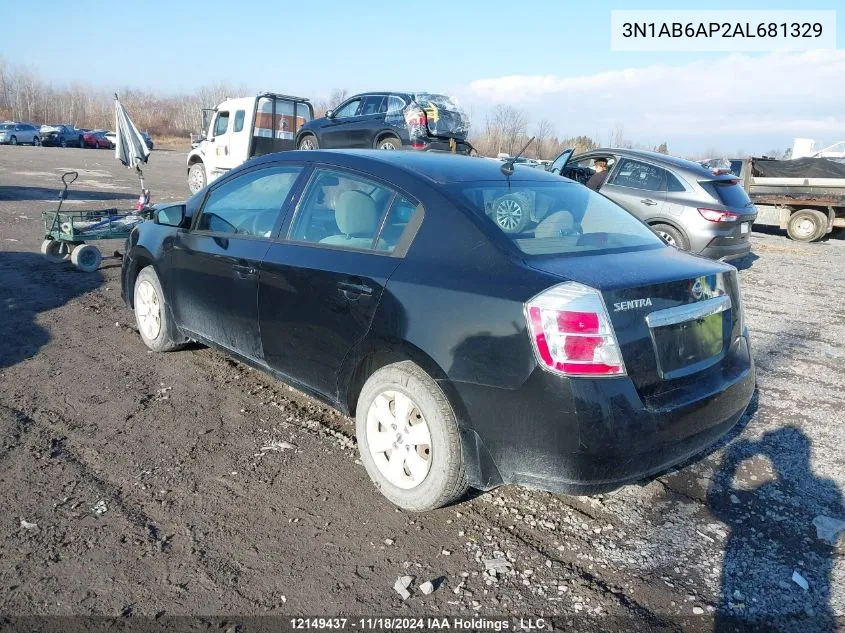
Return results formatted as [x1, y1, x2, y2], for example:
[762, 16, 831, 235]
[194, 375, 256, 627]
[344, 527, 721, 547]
[207, 110, 235, 174]
[227, 107, 251, 166]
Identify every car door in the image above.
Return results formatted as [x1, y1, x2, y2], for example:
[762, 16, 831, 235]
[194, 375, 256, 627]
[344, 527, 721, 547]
[548, 148, 574, 175]
[343, 94, 387, 148]
[166, 164, 305, 360]
[318, 97, 363, 148]
[258, 166, 420, 399]
[600, 157, 666, 221]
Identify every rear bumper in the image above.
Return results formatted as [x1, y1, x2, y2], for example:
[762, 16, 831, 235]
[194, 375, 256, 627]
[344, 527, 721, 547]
[699, 237, 752, 261]
[455, 334, 755, 494]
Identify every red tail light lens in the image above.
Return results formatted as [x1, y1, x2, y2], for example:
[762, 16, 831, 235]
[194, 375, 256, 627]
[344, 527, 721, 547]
[698, 208, 740, 223]
[404, 105, 427, 131]
[525, 283, 626, 377]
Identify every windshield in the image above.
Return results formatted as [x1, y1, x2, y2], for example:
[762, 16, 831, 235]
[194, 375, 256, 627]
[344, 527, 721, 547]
[453, 180, 665, 256]
[0, 124, 12, 130]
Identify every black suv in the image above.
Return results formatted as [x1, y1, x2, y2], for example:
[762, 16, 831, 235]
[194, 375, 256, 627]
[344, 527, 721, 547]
[40, 125, 84, 148]
[296, 92, 472, 154]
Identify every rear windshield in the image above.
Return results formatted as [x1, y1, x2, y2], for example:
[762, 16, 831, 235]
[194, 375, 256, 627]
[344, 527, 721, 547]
[453, 181, 665, 256]
[710, 181, 753, 209]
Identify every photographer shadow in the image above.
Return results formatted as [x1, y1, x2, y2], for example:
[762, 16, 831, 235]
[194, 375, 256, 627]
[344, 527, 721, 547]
[707, 427, 843, 632]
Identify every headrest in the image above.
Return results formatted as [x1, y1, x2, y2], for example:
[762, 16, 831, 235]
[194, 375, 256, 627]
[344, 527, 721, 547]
[335, 190, 378, 236]
[535, 210, 574, 238]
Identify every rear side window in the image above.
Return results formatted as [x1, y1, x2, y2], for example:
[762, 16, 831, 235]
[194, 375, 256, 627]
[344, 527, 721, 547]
[666, 171, 687, 192]
[289, 169, 409, 252]
[233, 110, 245, 132]
[709, 181, 753, 209]
[610, 159, 665, 191]
[453, 180, 664, 256]
[386, 96, 406, 113]
[196, 165, 303, 237]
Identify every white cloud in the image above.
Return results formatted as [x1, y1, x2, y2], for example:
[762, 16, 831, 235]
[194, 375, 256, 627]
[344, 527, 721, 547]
[462, 51, 845, 150]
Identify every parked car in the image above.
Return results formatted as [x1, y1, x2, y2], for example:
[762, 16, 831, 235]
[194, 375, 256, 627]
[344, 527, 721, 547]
[40, 125, 84, 148]
[83, 130, 112, 149]
[549, 148, 758, 261]
[0, 122, 40, 145]
[121, 150, 754, 511]
[296, 92, 472, 154]
[105, 130, 154, 150]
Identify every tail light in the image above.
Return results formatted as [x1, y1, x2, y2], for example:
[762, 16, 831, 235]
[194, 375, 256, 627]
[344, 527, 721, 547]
[698, 208, 739, 223]
[404, 105, 427, 131]
[524, 282, 626, 377]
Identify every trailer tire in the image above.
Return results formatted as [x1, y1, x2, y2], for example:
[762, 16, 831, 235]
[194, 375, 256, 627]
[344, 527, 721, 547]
[40, 238, 72, 263]
[787, 209, 827, 242]
[70, 244, 102, 272]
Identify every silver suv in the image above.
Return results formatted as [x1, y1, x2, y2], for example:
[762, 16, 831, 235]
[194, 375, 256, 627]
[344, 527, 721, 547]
[550, 148, 757, 261]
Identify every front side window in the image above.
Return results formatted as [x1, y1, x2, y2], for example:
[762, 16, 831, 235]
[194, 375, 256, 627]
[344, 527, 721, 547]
[333, 99, 361, 119]
[289, 169, 398, 251]
[233, 110, 245, 133]
[453, 180, 664, 256]
[214, 111, 230, 137]
[609, 159, 665, 191]
[196, 165, 303, 237]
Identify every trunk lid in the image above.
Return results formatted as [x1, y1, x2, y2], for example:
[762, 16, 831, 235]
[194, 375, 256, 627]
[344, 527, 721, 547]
[526, 247, 742, 397]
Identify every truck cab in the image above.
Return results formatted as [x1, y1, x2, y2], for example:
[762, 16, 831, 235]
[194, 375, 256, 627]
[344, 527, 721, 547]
[187, 93, 314, 194]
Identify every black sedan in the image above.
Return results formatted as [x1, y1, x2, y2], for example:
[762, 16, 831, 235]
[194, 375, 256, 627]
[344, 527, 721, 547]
[121, 150, 754, 511]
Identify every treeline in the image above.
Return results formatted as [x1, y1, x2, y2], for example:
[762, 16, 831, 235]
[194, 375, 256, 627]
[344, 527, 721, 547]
[0, 59, 669, 157]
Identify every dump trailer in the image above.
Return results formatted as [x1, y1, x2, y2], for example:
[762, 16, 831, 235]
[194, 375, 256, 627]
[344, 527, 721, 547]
[186, 93, 314, 194]
[727, 157, 845, 242]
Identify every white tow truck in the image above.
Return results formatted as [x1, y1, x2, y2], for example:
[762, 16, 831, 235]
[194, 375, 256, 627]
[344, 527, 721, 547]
[186, 93, 314, 193]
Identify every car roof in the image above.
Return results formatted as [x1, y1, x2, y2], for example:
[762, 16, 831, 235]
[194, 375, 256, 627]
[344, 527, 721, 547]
[253, 149, 565, 185]
[590, 148, 715, 178]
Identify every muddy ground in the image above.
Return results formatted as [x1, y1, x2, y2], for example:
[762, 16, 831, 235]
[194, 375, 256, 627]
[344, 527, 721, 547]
[0, 146, 843, 632]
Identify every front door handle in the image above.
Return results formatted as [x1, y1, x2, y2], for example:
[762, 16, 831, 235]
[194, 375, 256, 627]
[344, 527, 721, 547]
[233, 263, 256, 278]
[640, 198, 658, 206]
[338, 280, 373, 297]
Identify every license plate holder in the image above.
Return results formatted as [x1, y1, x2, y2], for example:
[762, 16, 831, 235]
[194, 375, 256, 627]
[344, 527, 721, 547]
[740, 222, 750, 234]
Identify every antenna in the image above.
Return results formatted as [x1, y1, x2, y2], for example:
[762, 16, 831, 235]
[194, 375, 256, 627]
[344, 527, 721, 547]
[501, 136, 535, 176]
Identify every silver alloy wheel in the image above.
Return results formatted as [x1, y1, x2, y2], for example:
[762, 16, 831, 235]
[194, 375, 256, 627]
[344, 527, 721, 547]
[135, 279, 162, 341]
[794, 218, 816, 239]
[366, 390, 432, 490]
[494, 198, 524, 232]
[299, 136, 316, 150]
[378, 139, 398, 150]
[657, 230, 677, 246]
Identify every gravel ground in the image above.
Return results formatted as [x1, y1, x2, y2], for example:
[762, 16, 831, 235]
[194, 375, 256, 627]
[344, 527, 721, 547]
[0, 146, 843, 632]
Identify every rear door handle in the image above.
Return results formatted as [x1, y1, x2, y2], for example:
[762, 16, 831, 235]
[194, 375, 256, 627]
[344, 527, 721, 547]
[338, 280, 373, 296]
[640, 198, 658, 206]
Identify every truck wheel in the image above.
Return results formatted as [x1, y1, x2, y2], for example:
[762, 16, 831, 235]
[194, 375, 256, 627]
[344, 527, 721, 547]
[356, 361, 469, 511]
[188, 162, 206, 194]
[787, 209, 827, 242]
[298, 134, 319, 150]
[652, 223, 689, 250]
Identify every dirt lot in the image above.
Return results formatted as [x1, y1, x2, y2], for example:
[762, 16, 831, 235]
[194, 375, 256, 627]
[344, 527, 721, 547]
[0, 146, 843, 632]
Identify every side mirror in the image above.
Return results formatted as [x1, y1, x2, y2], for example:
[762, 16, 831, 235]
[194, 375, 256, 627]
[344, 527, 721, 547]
[155, 204, 186, 227]
[325, 109, 334, 119]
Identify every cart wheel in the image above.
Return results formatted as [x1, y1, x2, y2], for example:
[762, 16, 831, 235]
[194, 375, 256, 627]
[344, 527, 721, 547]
[70, 244, 102, 272]
[40, 238, 72, 263]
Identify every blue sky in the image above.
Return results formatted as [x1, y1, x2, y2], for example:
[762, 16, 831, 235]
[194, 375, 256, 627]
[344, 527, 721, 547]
[4, 0, 843, 154]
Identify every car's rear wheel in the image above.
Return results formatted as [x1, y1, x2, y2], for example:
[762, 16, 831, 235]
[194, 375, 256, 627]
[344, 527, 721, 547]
[356, 361, 468, 511]
[9, 136, 17, 145]
[376, 135, 401, 150]
[60, 139, 67, 148]
[787, 209, 827, 242]
[79, 137, 84, 148]
[188, 162, 206, 193]
[652, 223, 689, 250]
[133, 267, 184, 352]
[491, 193, 531, 234]
[298, 134, 318, 150]
[33, 136, 40, 146]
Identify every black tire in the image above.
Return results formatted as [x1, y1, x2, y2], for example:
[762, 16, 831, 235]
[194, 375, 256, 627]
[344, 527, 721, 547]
[79, 137, 85, 148]
[652, 223, 689, 250]
[60, 139, 67, 148]
[33, 136, 40, 146]
[133, 266, 185, 352]
[298, 134, 319, 150]
[375, 135, 401, 150]
[9, 136, 17, 145]
[491, 193, 532, 234]
[356, 361, 468, 511]
[188, 162, 207, 194]
[787, 209, 827, 242]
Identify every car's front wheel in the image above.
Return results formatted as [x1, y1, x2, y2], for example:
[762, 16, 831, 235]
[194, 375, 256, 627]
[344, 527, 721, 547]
[133, 266, 184, 352]
[298, 134, 318, 150]
[356, 361, 468, 511]
[188, 162, 206, 194]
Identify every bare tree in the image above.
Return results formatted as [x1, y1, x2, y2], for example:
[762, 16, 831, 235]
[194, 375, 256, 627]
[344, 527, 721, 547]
[313, 88, 349, 118]
[532, 118, 555, 159]
[610, 123, 626, 148]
